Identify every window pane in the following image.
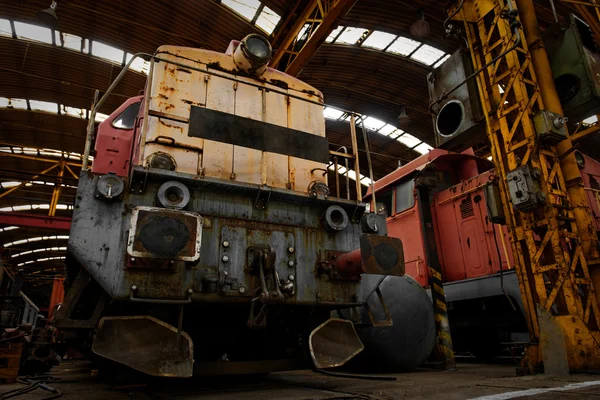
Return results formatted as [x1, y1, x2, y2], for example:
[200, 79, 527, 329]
[0, 19, 11, 37]
[256, 6, 280, 34]
[376, 189, 394, 217]
[323, 107, 344, 120]
[336, 27, 368, 45]
[14, 22, 52, 44]
[111, 102, 141, 130]
[362, 31, 396, 50]
[395, 179, 415, 213]
[386, 36, 420, 56]
[222, 0, 260, 20]
[326, 26, 343, 43]
[410, 44, 446, 65]
[397, 133, 420, 148]
[92, 41, 124, 63]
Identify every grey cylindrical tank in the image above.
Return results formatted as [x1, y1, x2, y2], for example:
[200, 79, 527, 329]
[356, 275, 436, 371]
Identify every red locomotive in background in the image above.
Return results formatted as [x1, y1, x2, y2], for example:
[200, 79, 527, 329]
[367, 148, 600, 358]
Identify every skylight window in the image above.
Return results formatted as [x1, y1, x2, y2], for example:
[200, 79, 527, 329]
[327, 164, 370, 187]
[126, 53, 150, 75]
[362, 31, 396, 50]
[386, 36, 420, 56]
[11, 247, 67, 259]
[61, 105, 86, 118]
[4, 235, 69, 248]
[335, 27, 368, 45]
[95, 112, 109, 123]
[18, 256, 66, 267]
[0, 181, 23, 189]
[378, 124, 397, 136]
[0, 226, 19, 233]
[583, 115, 598, 125]
[92, 41, 124, 64]
[397, 133, 421, 148]
[0, 204, 72, 212]
[0, 19, 11, 37]
[433, 54, 450, 69]
[414, 143, 433, 154]
[297, 24, 310, 41]
[256, 6, 280, 35]
[221, 0, 260, 20]
[55, 32, 87, 52]
[14, 22, 52, 44]
[362, 117, 386, 132]
[323, 107, 344, 120]
[4, 98, 27, 110]
[29, 100, 57, 113]
[410, 44, 446, 66]
[388, 130, 403, 139]
[326, 26, 344, 43]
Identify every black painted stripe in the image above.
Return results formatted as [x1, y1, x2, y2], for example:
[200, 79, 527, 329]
[188, 106, 330, 163]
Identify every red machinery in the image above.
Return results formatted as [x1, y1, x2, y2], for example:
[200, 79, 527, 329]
[367, 148, 600, 357]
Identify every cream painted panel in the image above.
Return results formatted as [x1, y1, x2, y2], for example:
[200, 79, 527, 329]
[202, 75, 235, 180]
[287, 97, 327, 192]
[148, 60, 207, 121]
[264, 90, 289, 189]
[232, 83, 263, 185]
[144, 143, 200, 176]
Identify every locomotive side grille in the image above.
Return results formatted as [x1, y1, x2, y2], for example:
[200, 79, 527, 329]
[460, 198, 474, 219]
[590, 175, 600, 191]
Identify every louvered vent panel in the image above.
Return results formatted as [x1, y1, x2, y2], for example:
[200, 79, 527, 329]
[590, 175, 600, 191]
[460, 198, 474, 219]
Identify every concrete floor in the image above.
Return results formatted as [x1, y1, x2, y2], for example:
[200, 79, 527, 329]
[3, 362, 600, 399]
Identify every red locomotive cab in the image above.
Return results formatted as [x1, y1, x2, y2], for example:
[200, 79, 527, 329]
[92, 96, 143, 177]
[367, 149, 499, 288]
[432, 170, 514, 282]
[576, 151, 600, 232]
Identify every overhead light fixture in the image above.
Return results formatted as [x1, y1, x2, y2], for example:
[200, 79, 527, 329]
[410, 8, 430, 38]
[398, 106, 410, 120]
[36, 1, 59, 30]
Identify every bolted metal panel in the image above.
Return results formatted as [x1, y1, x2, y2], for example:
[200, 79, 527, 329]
[428, 50, 486, 151]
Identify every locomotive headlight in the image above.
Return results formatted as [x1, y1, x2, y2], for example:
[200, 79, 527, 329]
[95, 174, 124, 200]
[147, 152, 176, 171]
[233, 34, 272, 76]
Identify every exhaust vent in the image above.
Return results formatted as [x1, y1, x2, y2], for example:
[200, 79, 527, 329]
[460, 198, 474, 219]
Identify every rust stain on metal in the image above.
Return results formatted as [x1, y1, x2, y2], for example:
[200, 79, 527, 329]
[181, 99, 201, 106]
[158, 94, 169, 100]
[159, 119, 184, 133]
[269, 79, 289, 90]
[176, 67, 192, 74]
[207, 61, 233, 74]
[302, 89, 316, 97]
[161, 85, 175, 92]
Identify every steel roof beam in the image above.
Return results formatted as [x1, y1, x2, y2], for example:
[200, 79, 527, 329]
[271, 0, 358, 77]
[0, 212, 71, 231]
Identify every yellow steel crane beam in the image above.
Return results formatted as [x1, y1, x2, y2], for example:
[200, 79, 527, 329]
[270, 0, 357, 76]
[449, 0, 600, 373]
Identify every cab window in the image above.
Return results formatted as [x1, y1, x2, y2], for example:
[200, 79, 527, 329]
[111, 102, 141, 130]
[395, 179, 415, 214]
[375, 190, 393, 217]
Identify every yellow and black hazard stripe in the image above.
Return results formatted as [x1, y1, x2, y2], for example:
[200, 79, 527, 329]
[430, 268, 456, 370]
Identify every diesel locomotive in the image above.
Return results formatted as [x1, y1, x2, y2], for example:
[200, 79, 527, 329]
[55, 34, 436, 377]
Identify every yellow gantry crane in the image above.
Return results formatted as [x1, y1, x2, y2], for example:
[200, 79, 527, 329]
[448, 0, 600, 373]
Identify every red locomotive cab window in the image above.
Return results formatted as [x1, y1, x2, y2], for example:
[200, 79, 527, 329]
[111, 101, 141, 130]
[375, 190, 393, 217]
[395, 179, 415, 214]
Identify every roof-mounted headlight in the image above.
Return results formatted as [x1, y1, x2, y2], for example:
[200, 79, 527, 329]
[233, 34, 272, 76]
